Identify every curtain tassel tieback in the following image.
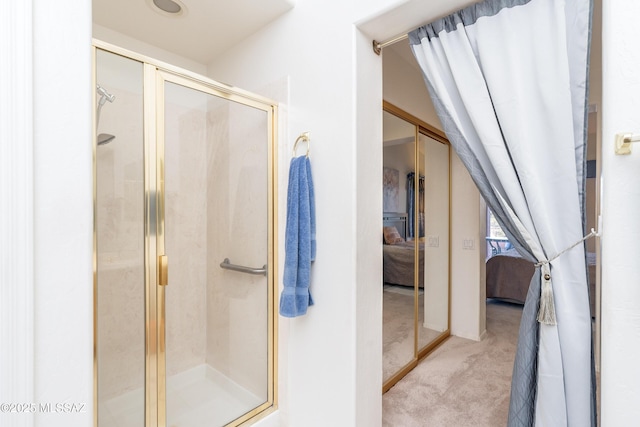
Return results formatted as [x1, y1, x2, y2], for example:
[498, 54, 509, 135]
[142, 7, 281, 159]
[537, 264, 556, 325]
[534, 228, 600, 325]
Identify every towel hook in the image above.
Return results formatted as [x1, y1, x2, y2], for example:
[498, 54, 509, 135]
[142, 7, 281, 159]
[293, 132, 311, 158]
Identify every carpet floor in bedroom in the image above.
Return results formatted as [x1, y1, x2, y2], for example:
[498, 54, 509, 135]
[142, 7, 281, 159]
[382, 299, 523, 427]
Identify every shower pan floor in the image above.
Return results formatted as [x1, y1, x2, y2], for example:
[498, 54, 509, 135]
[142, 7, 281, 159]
[99, 364, 264, 427]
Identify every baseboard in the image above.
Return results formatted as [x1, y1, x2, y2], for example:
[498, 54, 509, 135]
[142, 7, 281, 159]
[424, 322, 447, 332]
[451, 329, 487, 342]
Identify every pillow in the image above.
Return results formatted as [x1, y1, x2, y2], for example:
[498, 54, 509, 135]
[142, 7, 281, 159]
[383, 226, 404, 245]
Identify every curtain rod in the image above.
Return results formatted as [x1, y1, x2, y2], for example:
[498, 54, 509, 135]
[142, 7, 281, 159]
[373, 33, 408, 55]
[372, 7, 457, 55]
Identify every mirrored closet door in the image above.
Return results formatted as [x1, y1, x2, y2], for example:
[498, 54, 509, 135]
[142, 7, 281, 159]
[382, 102, 450, 392]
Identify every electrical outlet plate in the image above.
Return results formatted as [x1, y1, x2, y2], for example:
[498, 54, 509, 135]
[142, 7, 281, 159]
[463, 238, 475, 250]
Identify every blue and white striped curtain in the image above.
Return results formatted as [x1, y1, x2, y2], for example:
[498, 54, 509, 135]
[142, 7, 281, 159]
[406, 172, 424, 239]
[409, 0, 595, 425]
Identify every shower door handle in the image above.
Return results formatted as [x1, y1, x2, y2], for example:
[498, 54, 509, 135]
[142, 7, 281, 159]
[220, 258, 267, 276]
[159, 255, 169, 286]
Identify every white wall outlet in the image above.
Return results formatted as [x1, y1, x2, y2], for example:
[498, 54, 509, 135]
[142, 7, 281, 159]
[427, 236, 439, 247]
[463, 238, 475, 250]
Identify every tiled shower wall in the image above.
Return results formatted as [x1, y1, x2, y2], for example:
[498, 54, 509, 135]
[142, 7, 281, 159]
[206, 101, 268, 400]
[164, 100, 208, 377]
[97, 85, 145, 400]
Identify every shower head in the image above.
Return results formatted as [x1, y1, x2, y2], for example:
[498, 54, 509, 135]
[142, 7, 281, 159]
[96, 84, 116, 145]
[97, 84, 116, 106]
[97, 133, 116, 146]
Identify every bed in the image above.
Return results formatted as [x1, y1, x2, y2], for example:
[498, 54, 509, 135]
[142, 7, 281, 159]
[486, 248, 596, 317]
[383, 212, 424, 287]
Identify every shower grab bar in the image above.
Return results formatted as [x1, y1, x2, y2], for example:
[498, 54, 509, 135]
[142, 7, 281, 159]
[220, 258, 267, 276]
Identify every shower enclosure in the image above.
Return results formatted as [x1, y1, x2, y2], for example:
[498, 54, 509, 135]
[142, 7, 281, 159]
[94, 43, 277, 427]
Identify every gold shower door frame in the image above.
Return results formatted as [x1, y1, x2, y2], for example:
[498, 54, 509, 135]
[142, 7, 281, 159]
[93, 41, 278, 427]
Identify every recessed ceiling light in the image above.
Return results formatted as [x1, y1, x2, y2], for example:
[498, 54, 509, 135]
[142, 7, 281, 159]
[147, 0, 187, 17]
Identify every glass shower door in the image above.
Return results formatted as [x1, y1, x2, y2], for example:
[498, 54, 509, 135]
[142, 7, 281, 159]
[159, 75, 273, 427]
[95, 49, 145, 427]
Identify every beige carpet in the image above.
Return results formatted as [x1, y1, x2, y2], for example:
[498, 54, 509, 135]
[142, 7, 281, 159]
[383, 289, 415, 381]
[383, 286, 440, 382]
[382, 300, 522, 427]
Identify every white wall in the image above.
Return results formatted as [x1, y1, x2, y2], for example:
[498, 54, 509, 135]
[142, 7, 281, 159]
[354, 26, 385, 427]
[1, 3, 35, 427]
[2, 3, 94, 426]
[382, 45, 441, 126]
[34, 0, 94, 425]
[600, 0, 640, 424]
[450, 155, 487, 339]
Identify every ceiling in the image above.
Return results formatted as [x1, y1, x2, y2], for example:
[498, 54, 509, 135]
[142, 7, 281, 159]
[359, 0, 477, 45]
[93, 0, 478, 66]
[93, 0, 295, 65]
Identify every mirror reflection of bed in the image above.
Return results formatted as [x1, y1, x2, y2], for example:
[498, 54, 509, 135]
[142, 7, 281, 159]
[382, 212, 414, 381]
[383, 213, 429, 380]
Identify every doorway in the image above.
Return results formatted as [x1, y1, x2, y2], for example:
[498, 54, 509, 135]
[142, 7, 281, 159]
[94, 43, 277, 427]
